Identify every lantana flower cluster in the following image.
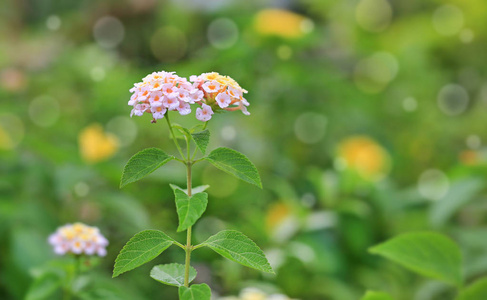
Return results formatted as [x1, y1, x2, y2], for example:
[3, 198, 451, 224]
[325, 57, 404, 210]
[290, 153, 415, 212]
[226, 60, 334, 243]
[128, 71, 249, 122]
[48, 223, 108, 257]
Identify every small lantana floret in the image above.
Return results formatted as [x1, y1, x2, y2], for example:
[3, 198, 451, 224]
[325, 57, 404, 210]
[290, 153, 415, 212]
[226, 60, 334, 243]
[196, 103, 214, 122]
[48, 222, 108, 257]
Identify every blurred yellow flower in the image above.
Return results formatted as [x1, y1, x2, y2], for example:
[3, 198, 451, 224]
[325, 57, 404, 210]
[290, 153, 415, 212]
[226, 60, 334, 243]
[459, 150, 479, 165]
[0, 125, 13, 150]
[254, 9, 313, 39]
[266, 202, 291, 231]
[0, 114, 24, 150]
[337, 136, 390, 181]
[78, 124, 119, 163]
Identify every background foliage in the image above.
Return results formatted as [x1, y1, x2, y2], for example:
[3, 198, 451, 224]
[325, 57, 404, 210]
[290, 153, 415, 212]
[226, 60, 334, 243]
[1, 0, 487, 299]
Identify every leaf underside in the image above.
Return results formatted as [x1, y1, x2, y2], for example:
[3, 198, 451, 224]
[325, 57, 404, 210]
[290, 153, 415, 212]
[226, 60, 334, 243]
[150, 263, 197, 287]
[169, 184, 210, 195]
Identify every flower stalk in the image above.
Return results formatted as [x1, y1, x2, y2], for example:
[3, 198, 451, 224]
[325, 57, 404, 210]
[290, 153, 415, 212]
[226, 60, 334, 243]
[184, 160, 193, 287]
[166, 111, 195, 287]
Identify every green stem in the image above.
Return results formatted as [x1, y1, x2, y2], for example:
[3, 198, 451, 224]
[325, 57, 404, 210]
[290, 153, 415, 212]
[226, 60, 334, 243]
[63, 255, 81, 300]
[165, 112, 186, 159]
[191, 121, 208, 160]
[184, 161, 193, 287]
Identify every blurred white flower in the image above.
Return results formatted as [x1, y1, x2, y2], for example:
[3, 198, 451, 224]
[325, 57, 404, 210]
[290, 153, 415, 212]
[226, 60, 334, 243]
[48, 223, 108, 257]
[218, 287, 297, 300]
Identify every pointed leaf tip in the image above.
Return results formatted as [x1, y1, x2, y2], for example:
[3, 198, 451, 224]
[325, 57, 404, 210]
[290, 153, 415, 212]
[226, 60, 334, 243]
[150, 263, 197, 287]
[173, 189, 208, 232]
[191, 129, 210, 154]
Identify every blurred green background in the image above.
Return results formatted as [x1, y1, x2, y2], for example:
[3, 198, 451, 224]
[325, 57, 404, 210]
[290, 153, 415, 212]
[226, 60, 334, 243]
[1, 0, 487, 299]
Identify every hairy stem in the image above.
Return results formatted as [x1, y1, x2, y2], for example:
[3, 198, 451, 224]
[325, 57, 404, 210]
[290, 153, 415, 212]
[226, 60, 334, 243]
[191, 121, 208, 160]
[184, 161, 193, 287]
[165, 112, 186, 159]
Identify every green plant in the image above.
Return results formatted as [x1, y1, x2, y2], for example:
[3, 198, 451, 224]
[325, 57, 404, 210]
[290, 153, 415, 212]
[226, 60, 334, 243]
[112, 71, 273, 299]
[367, 231, 487, 300]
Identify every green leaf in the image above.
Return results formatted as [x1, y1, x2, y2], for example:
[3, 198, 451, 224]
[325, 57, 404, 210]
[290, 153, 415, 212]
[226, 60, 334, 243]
[457, 277, 487, 300]
[169, 184, 210, 195]
[173, 189, 208, 232]
[178, 283, 211, 300]
[120, 148, 174, 188]
[190, 123, 205, 132]
[205, 147, 262, 188]
[150, 263, 197, 287]
[200, 230, 274, 273]
[369, 231, 462, 286]
[113, 230, 175, 277]
[172, 124, 192, 140]
[191, 129, 210, 154]
[25, 272, 63, 300]
[361, 290, 394, 300]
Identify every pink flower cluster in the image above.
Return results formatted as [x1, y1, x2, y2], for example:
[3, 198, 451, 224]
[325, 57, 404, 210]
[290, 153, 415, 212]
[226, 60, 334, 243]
[190, 72, 250, 119]
[128, 71, 250, 122]
[48, 223, 108, 257]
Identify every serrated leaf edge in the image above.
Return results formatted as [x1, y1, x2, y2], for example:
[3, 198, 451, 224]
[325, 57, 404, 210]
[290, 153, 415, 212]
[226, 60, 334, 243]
[120, 148, 174, 188]
[191, 129, 210, 155]
[113, 230, 175, 278]
[205, 147, 262, 188]
[199, 230, 274, 274]
[174, 189, 208, 232]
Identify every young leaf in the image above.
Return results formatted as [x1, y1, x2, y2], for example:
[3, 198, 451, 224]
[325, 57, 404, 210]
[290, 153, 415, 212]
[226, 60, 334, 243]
[172, 124, 192, 140]
[150, 263, 197, 287]
[361, 291, 394, 300]
[178, 283, 211, 300]
[113, 230, 175, 277]
[369, 231, 463, 286]
[191, 129, 210, 154]
[173, 189, 208, 232]
[120, 148, 174, 188]
[169, 184, 210, 195]
[205, 147, 262, 188]
[457, 277, 487, 300]
[199, 230, 274, 273]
